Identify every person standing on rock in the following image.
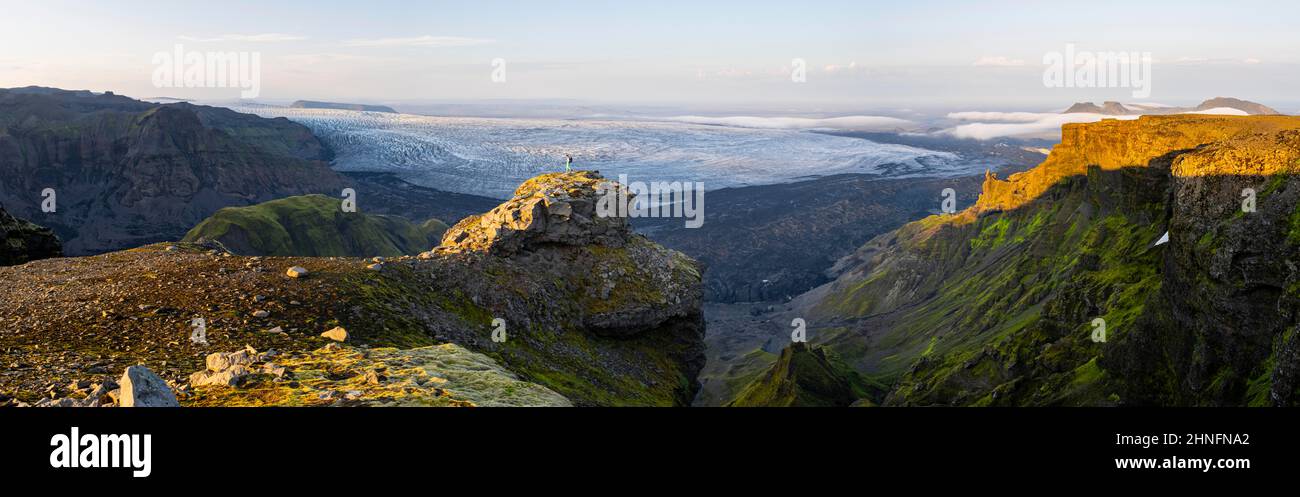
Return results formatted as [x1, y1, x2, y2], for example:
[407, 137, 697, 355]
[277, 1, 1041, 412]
[565, 154, 574, 172]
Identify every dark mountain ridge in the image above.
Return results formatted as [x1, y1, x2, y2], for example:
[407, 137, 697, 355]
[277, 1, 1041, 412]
[1063, 97, 1280, 116]
[0, 88, 496, 256]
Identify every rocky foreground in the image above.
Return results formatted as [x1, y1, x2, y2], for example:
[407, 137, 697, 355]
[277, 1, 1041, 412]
[0, 171, 704, 407]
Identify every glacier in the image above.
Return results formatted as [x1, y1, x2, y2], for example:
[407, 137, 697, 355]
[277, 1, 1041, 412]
[226, 105, 982, 198]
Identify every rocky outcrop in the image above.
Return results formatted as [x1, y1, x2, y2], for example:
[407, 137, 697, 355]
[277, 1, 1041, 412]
[728, 343, 877, 407]
[0, 206, 61, 265]
[438, 171, 632, 256]
[119, 365, 180, 407]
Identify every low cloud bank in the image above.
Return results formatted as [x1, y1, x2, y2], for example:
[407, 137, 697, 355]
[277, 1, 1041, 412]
[945, 112, 1139, 140]
[665, 115, 914, 132]
[944, 105, 1252, 140]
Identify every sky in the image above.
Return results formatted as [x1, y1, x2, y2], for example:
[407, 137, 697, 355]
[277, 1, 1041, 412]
[1, 0, 1298, 112]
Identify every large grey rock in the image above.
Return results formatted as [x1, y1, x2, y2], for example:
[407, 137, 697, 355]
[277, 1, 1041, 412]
[190, 365, 251, 387]
[118, 365, 180, 407]
[191, 346, 268, 387]
[436, 171, 634, 256]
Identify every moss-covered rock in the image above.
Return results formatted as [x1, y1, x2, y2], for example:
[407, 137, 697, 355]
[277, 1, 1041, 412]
[185, 343, 571, 407]
[728, 343, 882, 407]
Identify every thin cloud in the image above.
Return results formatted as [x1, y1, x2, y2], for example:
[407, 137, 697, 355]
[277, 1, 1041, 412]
[944, 112, 1139, 140]
[823, 62, 858, 73]
[947, 111, 1045, 123]
[1166, 56, 1263, 66]
[665, 115, 915, 132]
[343, 35, 494, 48]
[179, 33, 306, 42]
[973, 56, 1025, 67]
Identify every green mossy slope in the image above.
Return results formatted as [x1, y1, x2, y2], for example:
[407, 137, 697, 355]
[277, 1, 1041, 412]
[183, 194, 446, 257]
[728, 343, 883, 407]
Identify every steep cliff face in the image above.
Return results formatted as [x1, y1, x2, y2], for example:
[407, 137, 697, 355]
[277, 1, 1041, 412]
[974, 115, 1300, 215]
[0, 206, 61, 266]
[790, 115, 1300, 406]
[0, 172, 706, 407]
[0, 88, 344, 255]
[1109, 129, 1300, 406]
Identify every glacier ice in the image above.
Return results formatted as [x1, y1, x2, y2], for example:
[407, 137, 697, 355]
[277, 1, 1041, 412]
[226, 105, 984, 198]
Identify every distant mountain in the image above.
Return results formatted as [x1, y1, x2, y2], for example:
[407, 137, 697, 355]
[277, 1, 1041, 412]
[1063, 102, 1106, 114]
[0, 87, 492, 255]
[0, 87, 344, 254]
[290, 100, 397, 113]
[182, 194, 447, 257]
[1063, 97, 1280, 116]
[143, 97, 194, 104]
[1194, 97, 1280, 115]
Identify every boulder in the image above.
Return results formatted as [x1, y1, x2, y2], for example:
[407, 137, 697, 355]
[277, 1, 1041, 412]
[436, 171, 634, 256]
[119, 365, 180, 407]
[321, 327, 349, 342]
[286, 266, 309, 278]
[190, 365, 251, 387]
